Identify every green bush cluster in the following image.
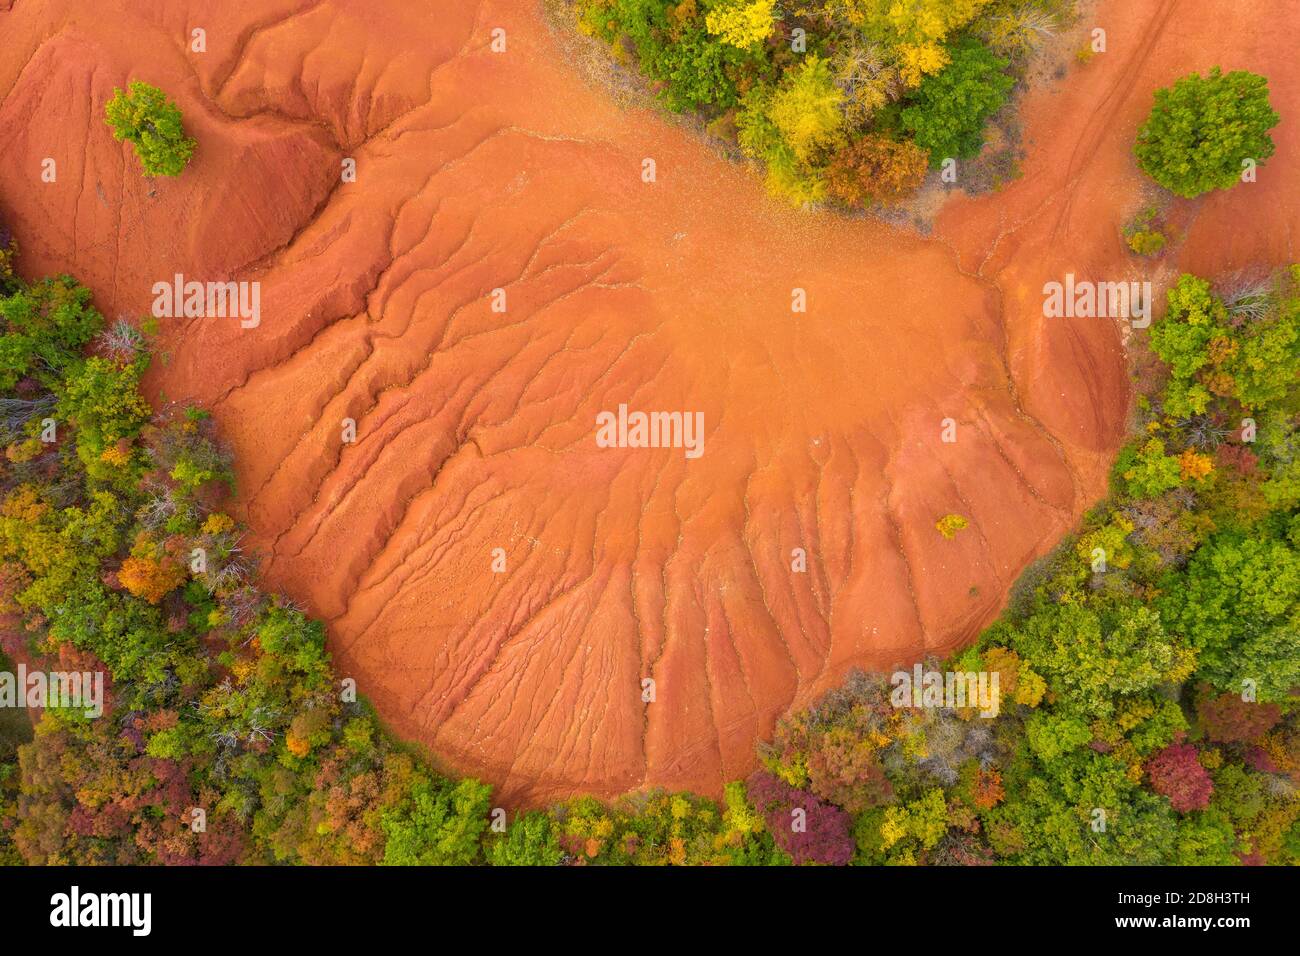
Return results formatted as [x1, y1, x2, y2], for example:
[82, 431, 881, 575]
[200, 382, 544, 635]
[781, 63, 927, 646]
[576, 0, 1064, 206]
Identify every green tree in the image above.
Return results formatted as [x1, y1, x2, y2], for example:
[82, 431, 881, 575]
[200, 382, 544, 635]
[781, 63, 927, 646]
[842, 0, 995, 87]
[1135, 68, 1279, 198]
[1006, 602, 1193, 719]
[55, 356, 152, 475]
[1159, 527, 1300, 702]
[1113, 437, 1185, 498]
[1024, 711, 1091, 762]
[579, 0, 762, 112]
[878, 788, 950, 863]
[1260, 414, 1300, 510]
[996, 748, 1179, 864]
[485, 810, 563, 866]
[1149, 269, 1300, 415]
[104, 81, 197, 178]
[1148, 274, 1223, 417]
[0, 277, 103, 389]
[380, 775, 492, 865]
[1219, 273, 1300, 410]
[900, 38, 1014, 165]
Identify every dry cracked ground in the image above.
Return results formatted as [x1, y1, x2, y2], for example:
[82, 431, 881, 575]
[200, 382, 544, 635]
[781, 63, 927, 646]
[1, 0, 1298, 802]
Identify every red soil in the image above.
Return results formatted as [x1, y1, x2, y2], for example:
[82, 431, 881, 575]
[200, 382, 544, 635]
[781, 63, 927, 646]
[0, 0, 1296, 803]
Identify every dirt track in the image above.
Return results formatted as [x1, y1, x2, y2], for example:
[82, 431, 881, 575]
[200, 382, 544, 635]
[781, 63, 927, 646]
[1, 0, 1297, 802]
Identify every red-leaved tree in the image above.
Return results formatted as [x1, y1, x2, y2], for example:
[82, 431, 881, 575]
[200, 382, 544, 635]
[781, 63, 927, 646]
[1196, 688, 1281, 744]
[745, 771, 854, 865]
[1147, 743, 1214, 812]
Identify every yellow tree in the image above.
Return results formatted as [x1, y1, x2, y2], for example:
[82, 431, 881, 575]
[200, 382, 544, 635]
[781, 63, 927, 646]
[768, 55, 845, 164]
[705, 0, 777, 47]
[118, 555, 186, 604]
[824, 0, 996, 86]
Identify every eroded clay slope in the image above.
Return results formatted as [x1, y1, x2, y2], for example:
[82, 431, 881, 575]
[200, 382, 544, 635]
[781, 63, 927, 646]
[1, 0, 1297, 801]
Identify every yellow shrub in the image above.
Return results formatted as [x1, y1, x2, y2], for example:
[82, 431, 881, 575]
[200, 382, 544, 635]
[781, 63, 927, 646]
[935, 513, 969, 538]
[202, 512, 236, 535]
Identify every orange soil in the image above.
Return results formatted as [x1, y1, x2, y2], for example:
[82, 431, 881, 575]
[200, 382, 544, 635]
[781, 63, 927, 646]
[1, 0, 1297, 803]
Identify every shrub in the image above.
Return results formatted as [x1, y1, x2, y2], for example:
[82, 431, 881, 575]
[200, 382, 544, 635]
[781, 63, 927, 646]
[1135, 68, 1279, 198]
[104, 81, 197, 178]
[936, 513, 969, 538]
[1126, 229, 1167, 257]
[826, 134, 929, 206]
[0, 231, 18, 296]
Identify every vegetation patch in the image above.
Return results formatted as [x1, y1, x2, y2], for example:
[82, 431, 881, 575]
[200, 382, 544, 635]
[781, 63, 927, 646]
[572, 0, 1076, 207]
[1123, 205, 1169, 258]
[0, 234, 1296, 864]
[104, 81, 196, 179]
[1135, 67, 1279, 199]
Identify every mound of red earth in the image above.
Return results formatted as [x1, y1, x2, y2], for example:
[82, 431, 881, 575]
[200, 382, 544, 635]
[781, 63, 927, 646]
[1, 0, 1297, 803]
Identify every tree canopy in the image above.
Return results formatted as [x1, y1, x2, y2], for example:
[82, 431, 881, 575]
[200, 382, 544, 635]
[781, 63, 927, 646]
[104, 81, 197, 178]
[1135, 68, 1279, 198]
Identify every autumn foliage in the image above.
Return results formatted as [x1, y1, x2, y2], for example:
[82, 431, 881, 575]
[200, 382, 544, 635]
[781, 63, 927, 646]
[1146, 743, 1214, 813]
[2, 245, 1298, 867]
[826, 135, 929, 206]
[117, 554, 186, 604]
[745, 770, 855, 865]
[579, 0, 1022, 204]
[1196, 689, 1281, 744]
